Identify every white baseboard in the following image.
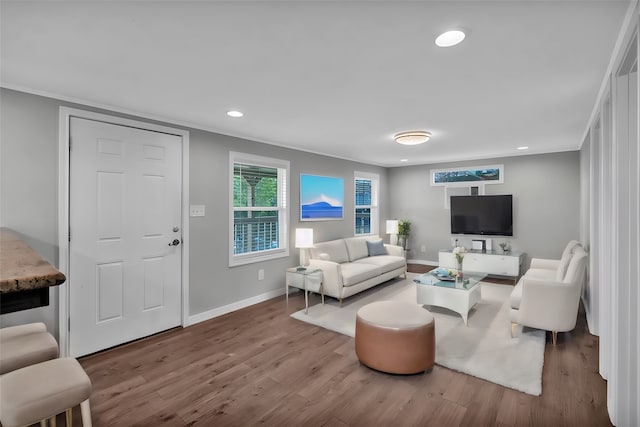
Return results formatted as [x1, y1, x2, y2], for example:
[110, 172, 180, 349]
[407, 259, 438, 267]
[187, 288, 285, 326]
[186, 258, 438, 327]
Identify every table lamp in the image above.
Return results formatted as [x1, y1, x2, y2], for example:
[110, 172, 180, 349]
[295, 228, 314, 270]
[386, 220, 399, 245]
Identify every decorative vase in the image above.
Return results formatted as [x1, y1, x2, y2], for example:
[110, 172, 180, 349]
[398, 235, 408, 250]
[456, 260, 464, 281]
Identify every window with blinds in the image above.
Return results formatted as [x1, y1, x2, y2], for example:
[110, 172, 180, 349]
[355, 172, 379, 236]
[229, 152, 290, 266]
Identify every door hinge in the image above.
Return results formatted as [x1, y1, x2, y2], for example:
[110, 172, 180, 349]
[68, 230, 71, 242]
[68, 317, 71, 332]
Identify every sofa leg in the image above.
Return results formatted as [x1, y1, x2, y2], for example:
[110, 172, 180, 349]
[552, 331, 558, 346]
[510, 322, 517, 338]
[339, 298, 343, 307]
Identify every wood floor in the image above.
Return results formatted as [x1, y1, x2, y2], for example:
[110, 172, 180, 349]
[73, 265, 610, 426]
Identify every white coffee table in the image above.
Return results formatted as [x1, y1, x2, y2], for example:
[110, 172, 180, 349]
[414, 271, 484, 325]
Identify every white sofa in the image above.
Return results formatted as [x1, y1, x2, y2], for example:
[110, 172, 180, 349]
[307, 235, 407, 304]
[510, 241, 588, 345]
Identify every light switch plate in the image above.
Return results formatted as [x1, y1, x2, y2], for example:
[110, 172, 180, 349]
[190, 205, 205, 217]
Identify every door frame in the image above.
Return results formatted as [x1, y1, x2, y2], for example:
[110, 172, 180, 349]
[57, 107, 190, 357]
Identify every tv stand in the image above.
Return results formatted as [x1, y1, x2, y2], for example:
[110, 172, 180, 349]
[438, 249, 524, 284]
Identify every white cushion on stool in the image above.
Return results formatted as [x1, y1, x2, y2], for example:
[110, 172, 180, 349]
[0, 358, 92, 427]
[357, 300, 434, 329]
[0, 322, 46, 339]
[0, 331, 59, 374]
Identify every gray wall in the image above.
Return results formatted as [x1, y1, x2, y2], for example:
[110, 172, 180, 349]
[388, 152, 581, 268]
[188, 130, 388, 315]
[0, 87, 582, 333]
[0, 88, 388, 331]
[1, 89, 62, 335]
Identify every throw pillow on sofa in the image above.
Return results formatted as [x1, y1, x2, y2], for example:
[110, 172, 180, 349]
[366, 239, 387, 256]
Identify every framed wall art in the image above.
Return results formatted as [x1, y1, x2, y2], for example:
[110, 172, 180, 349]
[300, 174, 344, 221]
[430, 164, 504, 186]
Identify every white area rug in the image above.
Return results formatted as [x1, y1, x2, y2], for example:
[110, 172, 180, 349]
[291, 274, 545, 395]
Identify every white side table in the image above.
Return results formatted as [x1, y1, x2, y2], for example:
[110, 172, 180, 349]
[286, 268, 324, 313]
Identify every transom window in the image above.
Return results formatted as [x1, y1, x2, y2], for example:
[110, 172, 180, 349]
[355, 172, 379, 236]
[229, 152, 289, 266]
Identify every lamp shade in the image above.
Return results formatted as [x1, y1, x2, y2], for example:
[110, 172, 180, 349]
[295, 228, 314, 248]
[386, 220, 399, 234]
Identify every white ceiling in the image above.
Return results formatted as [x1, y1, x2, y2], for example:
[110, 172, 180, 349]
[0, 1, 630, 166]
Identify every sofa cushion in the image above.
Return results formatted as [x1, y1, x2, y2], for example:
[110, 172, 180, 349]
[563, 247, 588, 284]
[310, 240, 349, 264]
[510, 280, 523, 310]
[341, 262, 381, 287]
[366, 239, 387, 257]
[344, 237, 370, 261]
[354, 255, 405, 273]
[556, 240, 581, 281]
[524, 268, 556, 280]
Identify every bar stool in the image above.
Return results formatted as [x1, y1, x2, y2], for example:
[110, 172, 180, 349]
[0, 358, 93, 427]
[0, 322, 59, 374]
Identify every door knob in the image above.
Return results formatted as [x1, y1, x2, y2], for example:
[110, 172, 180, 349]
[168, 239, 181, 246]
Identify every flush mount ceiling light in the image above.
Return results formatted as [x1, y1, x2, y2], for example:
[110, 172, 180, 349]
[517, 146, 529, 150]
[435, 30, 466, 47]
[394, 131, 432, 145]
[226, 110, 244, 118]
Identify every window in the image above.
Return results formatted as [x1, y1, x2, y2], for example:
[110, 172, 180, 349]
[354, 172, 379, 236]
[229, 152, 289, 266]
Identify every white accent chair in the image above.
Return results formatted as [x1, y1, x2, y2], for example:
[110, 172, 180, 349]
[523, 240, 581, 280]
[510, 242, 588, 345]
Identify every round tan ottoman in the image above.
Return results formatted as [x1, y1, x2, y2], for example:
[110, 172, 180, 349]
[355, 300, 435, 374]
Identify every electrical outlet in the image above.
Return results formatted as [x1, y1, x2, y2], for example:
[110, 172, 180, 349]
[421, 245, 426, 253]
[190, 205, 205, 217]
[258, 269, 264, 280]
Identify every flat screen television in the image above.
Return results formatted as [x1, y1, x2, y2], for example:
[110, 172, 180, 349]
[450, 195, 513, 236]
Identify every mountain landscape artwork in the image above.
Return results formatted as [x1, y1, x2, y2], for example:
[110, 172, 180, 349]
[300, 174, 344, 221]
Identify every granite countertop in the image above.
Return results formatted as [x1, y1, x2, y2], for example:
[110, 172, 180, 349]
[0, 228, 66, 293]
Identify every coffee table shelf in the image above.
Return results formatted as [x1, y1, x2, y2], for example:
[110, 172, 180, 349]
[414, 271, 485, 325]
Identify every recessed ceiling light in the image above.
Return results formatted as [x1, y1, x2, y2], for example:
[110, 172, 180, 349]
[435, 30, 466, 48]
[517, 146, 529, 150]
[227, 110, 244, 118]
[394, 131, 432, 145]
[400, 159, 409, 162]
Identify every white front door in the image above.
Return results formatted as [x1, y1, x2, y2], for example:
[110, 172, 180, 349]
[69, 117, 182, 357]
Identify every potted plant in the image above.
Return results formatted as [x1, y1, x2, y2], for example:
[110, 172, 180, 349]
[452, 246, 467, 280]
[398, 220, 411, 249]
